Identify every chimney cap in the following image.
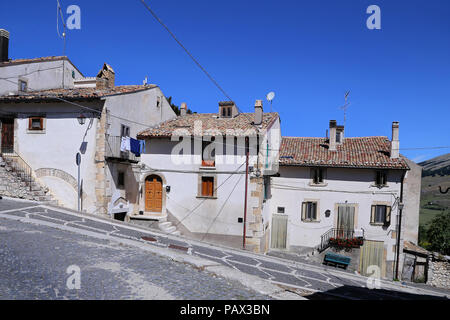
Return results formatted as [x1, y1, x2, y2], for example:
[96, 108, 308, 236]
[329, 120, 337, 128]
[0, 29, 10, 39]
[254, 100, 263, 108]
[392, 121, 399, 127]
[218, 101, 235, 106]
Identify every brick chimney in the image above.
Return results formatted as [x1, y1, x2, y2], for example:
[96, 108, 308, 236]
[329, 120, 337, 151]
[180, 102, 187, 116]
[391, 121, 399, 159]
[96, 63, 115, 89]
[254, 100, 263, 125]
[0, 29, 9, 63]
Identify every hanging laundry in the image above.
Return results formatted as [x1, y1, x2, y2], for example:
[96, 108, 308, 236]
[130, 138, 141, 156]
[120, 136, 130, 152]
[139, 140, 146, 154]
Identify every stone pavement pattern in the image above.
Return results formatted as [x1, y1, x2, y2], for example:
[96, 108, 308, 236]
[0, 217, 270, 300]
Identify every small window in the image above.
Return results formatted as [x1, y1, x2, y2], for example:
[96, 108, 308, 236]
[201, 176, 214, 197]
[156, 96, 161, 108]
[19, 79, 28, 92]
[28, 117, 44, 131]
[277, 207, 285, 214]
[201, 140, 215, 167]
[221, 106, 231, 118]
[311, 168, 325, 184]
[118, 171, 125, 189]
[336, 132, 341, 143]
[375, 171, 387, 186]
[302, 201, 318, 221]
[120, 124, 130, 137]
[371, 205, 391, 225]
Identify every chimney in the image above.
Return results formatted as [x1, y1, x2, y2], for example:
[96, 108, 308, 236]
[180, 102, 187, 116]
[254, 100, 263, 125]
[96, 63, 115, 89]
[329, 120, 337, 151]
[218, 101, 238, 118]
[391, 121, 399, 159]
[0, 29, 10, 63]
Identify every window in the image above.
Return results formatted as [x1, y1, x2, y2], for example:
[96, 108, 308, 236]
[18, 79, 28, 92]
[311, 168, 325, 184]
[28, 117, 44, 131]
[277, 207, 285, 214]
[201, 176, 214, 197]
[221, 106, 231, 118]
[120, 124, 130, 137]
[336, 132, 342, 143]
[302, 201, 318, 221]
[370, 205, 391, 225]
[201, 140, 215, 167]
[375, 171, 387, 186]
[117, 171, 125, 189]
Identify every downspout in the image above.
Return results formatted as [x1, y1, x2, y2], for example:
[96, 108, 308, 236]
[395, 170, 406, 280]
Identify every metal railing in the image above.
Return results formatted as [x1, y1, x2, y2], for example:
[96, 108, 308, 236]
[105, 135, 139, 162]
[0, 150, 33, 191]
[319, 228, 364, 252]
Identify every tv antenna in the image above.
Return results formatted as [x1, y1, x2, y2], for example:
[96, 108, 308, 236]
[340, 91, 350, 128]
[266, 91, 275, 112]
[56, 0, 67, 87]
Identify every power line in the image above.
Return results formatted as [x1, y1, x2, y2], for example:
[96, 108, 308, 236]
[139, 0, 258, 127]
[201, 174, 243, 241]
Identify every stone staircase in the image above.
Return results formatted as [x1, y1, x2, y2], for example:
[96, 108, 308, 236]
[0, 154, 58, 205]
[158, 218, 181, 236]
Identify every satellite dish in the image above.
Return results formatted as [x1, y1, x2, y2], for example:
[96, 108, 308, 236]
[266, 91, 275, 102]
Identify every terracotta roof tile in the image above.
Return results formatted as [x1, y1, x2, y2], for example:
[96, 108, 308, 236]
[279, 136, 409, 170]
[0, 85, 158, 102]
[137, 112, 279, 138]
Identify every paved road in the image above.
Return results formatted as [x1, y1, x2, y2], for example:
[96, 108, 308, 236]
[0, 198, 449, 300]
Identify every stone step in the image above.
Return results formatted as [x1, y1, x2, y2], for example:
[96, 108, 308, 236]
[162, 226, 176, 234]
[158, 221, 172, 229]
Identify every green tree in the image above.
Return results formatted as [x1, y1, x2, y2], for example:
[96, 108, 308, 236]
[166, 96, 193, 116]
[426, 211, 450, 255]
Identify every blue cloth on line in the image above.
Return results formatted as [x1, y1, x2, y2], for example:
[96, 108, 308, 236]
[130, 138, 141, 156]
[139, 140, 146, 154]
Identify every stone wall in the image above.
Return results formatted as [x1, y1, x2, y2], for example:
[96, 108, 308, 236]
[427, 253, 450, 289]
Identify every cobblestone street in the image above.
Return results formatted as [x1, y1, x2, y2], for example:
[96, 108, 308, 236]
[0, 216, 269, 300]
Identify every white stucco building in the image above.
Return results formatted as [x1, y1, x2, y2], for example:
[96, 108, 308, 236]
[0, 29, 177, 214]
[135, 100, 281, 252]
[267, 120, 421, 279]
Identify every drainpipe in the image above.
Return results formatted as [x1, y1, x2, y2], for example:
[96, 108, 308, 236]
[395, 171, 406, 280]
[243, 137, 249, 249]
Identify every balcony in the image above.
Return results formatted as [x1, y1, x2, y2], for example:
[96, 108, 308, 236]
[319, 228, 365, 253]
[105, 135, 139, 163]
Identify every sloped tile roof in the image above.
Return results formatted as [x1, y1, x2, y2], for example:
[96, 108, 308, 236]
[137, 112, 279, 138]
[0, 85, 157, 102]
[279, 136, 409, 170]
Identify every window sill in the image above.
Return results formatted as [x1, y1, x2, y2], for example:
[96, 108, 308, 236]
[200, 166, 216, 170]
[308, 182, 328, 187]
[196, 196, 217, 200]
[371, 184, 388, 189]
[302, 219, 321, 223]
[26, 129, 46, 134]
[370, 222, 386, 226]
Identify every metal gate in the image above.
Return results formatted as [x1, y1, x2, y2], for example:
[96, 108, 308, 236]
[271, 214, 288, 249]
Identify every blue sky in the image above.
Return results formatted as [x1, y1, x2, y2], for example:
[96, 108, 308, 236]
[1, 0, 449, 162]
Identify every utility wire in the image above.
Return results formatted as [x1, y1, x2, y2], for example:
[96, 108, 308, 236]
[139, 0, 258, 127]
[201, 173, 243, 241]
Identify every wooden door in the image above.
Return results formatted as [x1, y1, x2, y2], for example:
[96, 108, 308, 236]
[271, 214, 288, 249]
[1, 118, 14, 154]
[337, 205, 355, 238]
[145, 175, 162, 212]
[359, 240, 385, 277]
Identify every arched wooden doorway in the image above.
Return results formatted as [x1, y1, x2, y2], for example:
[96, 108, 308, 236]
[145, 175, 163, 212]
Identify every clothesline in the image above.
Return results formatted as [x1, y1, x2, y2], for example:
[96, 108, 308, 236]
[120, 136, 145, 157]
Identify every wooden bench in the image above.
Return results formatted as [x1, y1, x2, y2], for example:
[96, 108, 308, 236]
[323, 252, 351, 269]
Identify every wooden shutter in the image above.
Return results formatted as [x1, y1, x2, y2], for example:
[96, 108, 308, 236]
[312, 202, 317, 220]
[202, 177, 214, 197]
[384, 206, 391, 225]
[370, 205, 376, 224]
[28, 118, 32, 130]
[301, 202, 307, 221]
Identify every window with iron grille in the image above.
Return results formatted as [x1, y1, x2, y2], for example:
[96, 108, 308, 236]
[311, 168, 325, 184]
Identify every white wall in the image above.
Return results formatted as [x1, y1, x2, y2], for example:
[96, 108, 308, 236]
[270, 166, 404, 262]
[10, 101, 101, 212]
[0, 59, 83, 95]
